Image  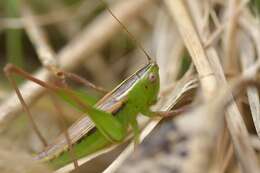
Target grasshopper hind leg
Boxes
[49,95,79,169]
[4,64,80,169]
[4,64,48,147]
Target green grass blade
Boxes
[5,0,24,68]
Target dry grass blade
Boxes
[222,0,241,74]
[21,3,57,69]
[240,11,260,64]
[164,0,217,99]
[239,31,260,137]
[165,0,260,173]
[204,24,224,48]
[250,135,260,150]
[154,9,184,85]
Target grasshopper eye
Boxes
[148,73,156,82]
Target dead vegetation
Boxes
[0,0,260,173]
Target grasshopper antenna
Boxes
[100,0,152,63]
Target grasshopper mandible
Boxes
[4,0,181,170]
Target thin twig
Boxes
[21,3,57,68]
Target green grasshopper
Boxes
[4,0,179,170]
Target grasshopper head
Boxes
[141,62,160,106]
[127,62,160,111]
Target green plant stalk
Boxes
[6,0,24,68]
[256,0,260,12]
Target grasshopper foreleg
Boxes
[142,105,189,118]
[130,119,140,148]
